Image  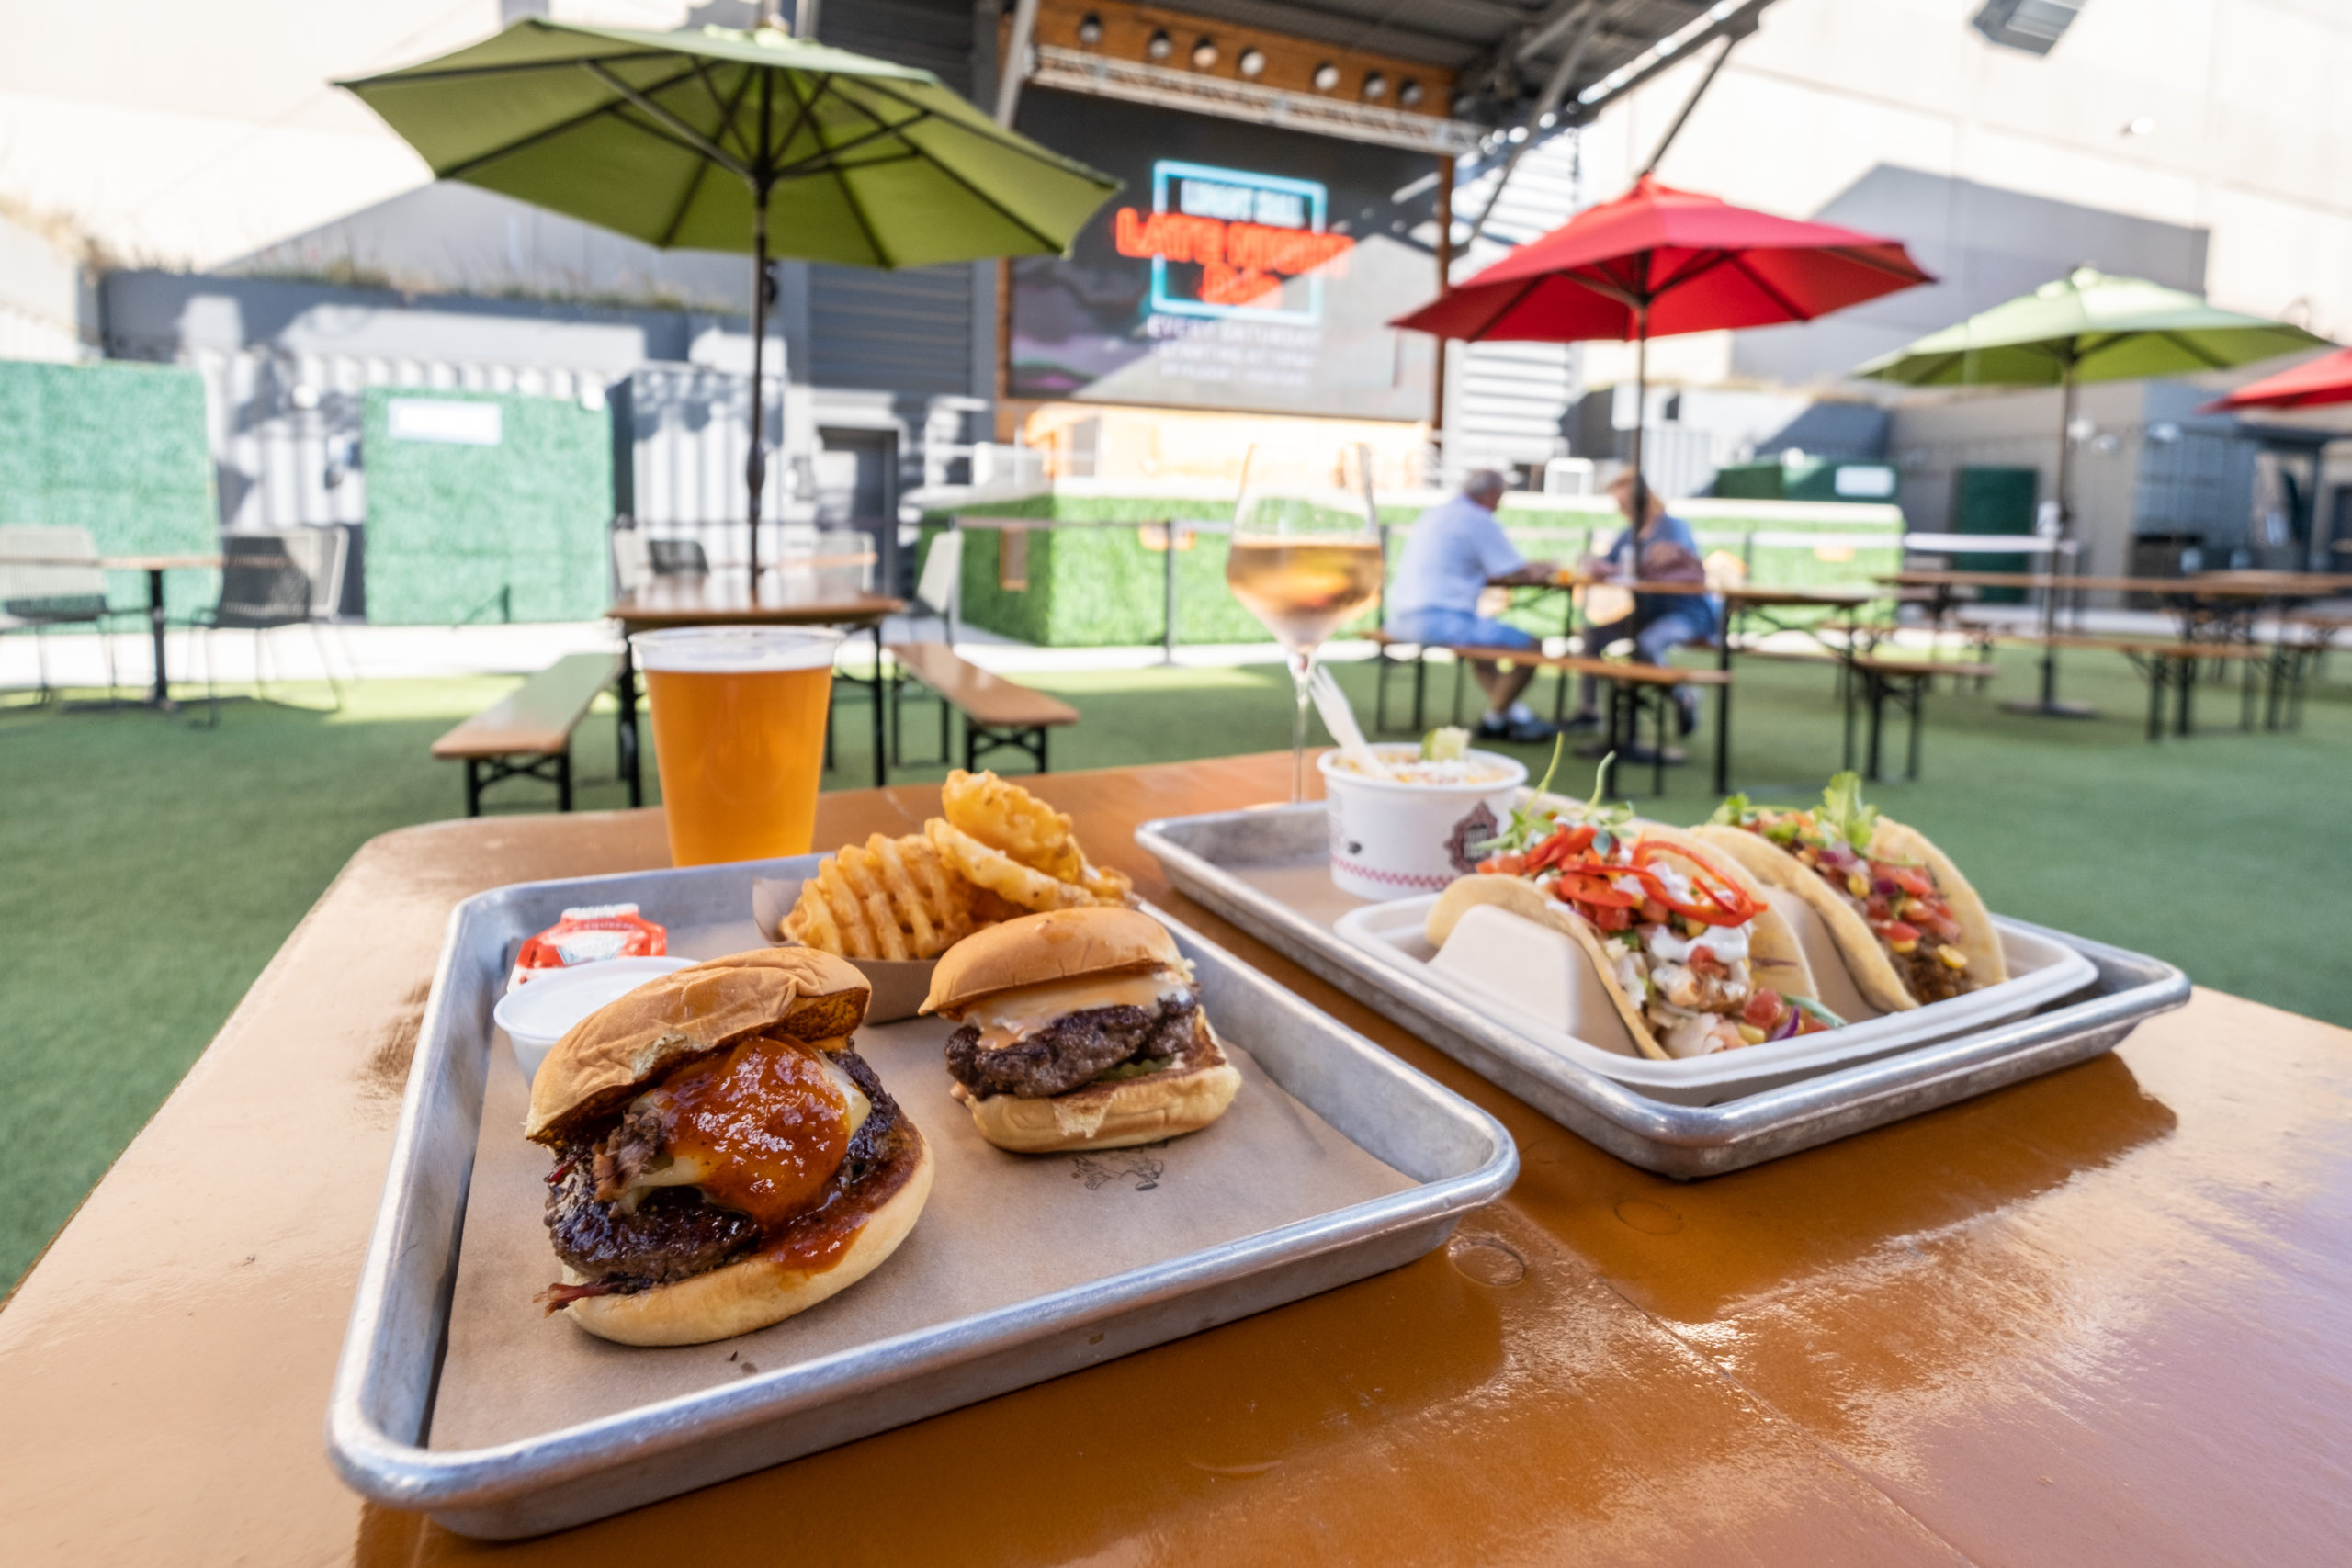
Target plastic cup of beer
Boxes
[631,626,842,866]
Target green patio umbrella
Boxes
[339,20,1116,576]
[1855,266,2325,716]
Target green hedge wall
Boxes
[362,389,610,626]
[924,492,1902,647]
[0,358,216,619]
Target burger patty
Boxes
[544,1044,910,1293]
[944,996,1204,1100]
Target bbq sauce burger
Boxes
[922,908,1241,1154]
[527,948,931,1347]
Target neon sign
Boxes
[1114,161,1351,323]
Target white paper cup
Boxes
[1318,746,1528,902]
[492,956,696,1088]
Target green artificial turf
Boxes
[3,648,2347,1292]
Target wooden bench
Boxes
[1983,632,2271,739]
[1371,633,1732,795]
[432,651,620,815]
[1844,657,1999,782]
[883,640,1079,774]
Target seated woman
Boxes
[1566,472,1721,740]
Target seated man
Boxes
[1565,472,1721,739]
[1385,468,1562,742]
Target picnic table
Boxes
[1883,569,2352,722]
[609,571,905,795]
[1531,573,1922,792]
[0,550,228,708]
[8,752,2347,1566]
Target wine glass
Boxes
[1225,444,1385,801]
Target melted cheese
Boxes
[952,968,1194,1053]
[610,1044,868,1214]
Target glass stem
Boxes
[1290,649,1314,803]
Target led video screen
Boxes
[1010,90,1439,421]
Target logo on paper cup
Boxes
[1447,804,1500,874]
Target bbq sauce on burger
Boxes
[922,908,1242,1154]
[528,948,931,1347]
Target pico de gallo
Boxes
[1708,773,1979,1005]
[1475,754,1839,1058]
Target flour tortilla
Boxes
[1426,824,1821,1062]
[1691,818,2006,1014]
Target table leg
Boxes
[1711,624,1733,795]
[870,622,888,789]
[616,642,642,807]
[147,568,170,707]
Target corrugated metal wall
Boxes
[1445,133,1585,477]
[807,0,981,399]
[191,345,604,534]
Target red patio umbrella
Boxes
[1393,175,1934,515]
[2200,346,2352,412]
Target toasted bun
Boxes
[527,947,870,1145]
[957,1032,1242,1154]
[922,906,1180,1015]
[560,1135,933,1347]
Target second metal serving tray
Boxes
[1136,804,2190,1179]
[327,857,1516,1539]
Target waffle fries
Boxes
[782,771,1128,961]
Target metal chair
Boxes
[189,532,350,716]
[611,528,652,595]
[0,524,122,704]
[648,538,709,576]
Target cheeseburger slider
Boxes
[528,948,931,1347]
[922,907,1241,1154]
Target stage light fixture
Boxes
[1077,12,1102,45]
[1397,78,1423,107]
[1238,47,1266,77]
[1146,28,1172,60]
[1312,62,1340,91]
[1191,37,1218,68]
[1361,71,1387,100]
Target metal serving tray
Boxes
[1136,805,2190,1179]
[327,857,1514,1539]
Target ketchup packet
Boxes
[507,904,668,992]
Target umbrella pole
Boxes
[2007,361,2098,717]
[746,185,772,583]
[1630,305,1649,541]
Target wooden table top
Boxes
[6,754,2350,1566]
[1883,568,2352,597]
[610,571,903,630]
[1544,574,1899,607]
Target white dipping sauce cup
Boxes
[492,956,697,1088]
[1318,746,1528,902]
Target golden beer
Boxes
[632,626,841,866]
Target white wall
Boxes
[0,205,86,360]
[1575,0,2352,389]
[0,2,720,271]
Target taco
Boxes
[1428,761,1840,1061]
[1694,773,2006,1014]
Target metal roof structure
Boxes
[1149,0,1776,125]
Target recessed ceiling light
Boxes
[1312,62,1340,91]
[1077,12,1102,46]
[1398,78,1423,107]
[1191,38,1218,69]
[1146,28,1172,61]
[1238,47,1266,77]
[1362,71,1387,100]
